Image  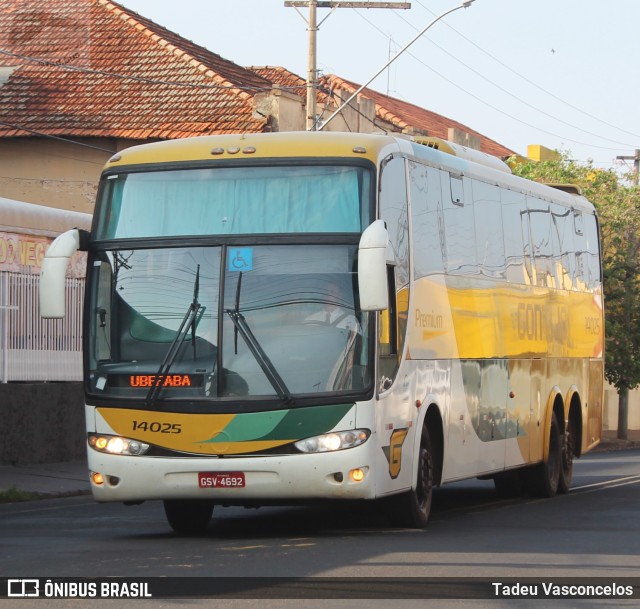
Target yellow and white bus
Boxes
[40,132,603,533]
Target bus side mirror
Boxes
[358,220,389,311]
[39,229,84,318]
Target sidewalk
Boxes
[593,428,640,452]
[0,460,90,500]
[0,430,639,501]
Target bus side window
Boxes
[573,210,602,291]
[502,190,531,285]
[583,213,601,290]
[409,161,444,279]
[379,156,409,287]
[527,197,556,288]
[551,204,575,290]
[442,173,477,275]
[378,156,409,391]
[472,180,505,278]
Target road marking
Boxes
[571,474,640,493]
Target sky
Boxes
[117,0,640,170]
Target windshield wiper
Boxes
[147,265,203,405]
[225,272,294,405]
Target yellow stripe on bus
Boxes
[408,276,603,360]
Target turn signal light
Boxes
[349,467,369,483]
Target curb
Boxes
[592,441,640,453]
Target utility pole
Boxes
[616,149,640,186]
[614,147,640,441]
[284,1,411,130]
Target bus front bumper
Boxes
[87,443,376,503]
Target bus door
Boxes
[374,156,415,495]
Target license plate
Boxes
[198,472,245,488]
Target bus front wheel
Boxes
[163,499,214,535]
[388,425,434,528]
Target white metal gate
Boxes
[0,271,84,382]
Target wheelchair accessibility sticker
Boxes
[228,247,253,272]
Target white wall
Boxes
[603,383,640,431]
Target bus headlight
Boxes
[294,429,370,453]
[89,434,150,456]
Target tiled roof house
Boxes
[0,0,272,140]
[0,0,274,210]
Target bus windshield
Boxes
[87,244,371,405]
[96,164,371,239]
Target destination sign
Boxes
[108,374,204,388]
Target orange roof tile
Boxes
[250,65,332,108]
[0,0,272,140]
[249,66,305,92]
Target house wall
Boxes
[604,384,640,432]
[254,88,305,132]
[319,91,378,134]
[0,137,140,213]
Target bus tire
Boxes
[163,499,214,535]
[389,425,434,528]
[528,411,562,498]
[558,417,574,494]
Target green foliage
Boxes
[510,151,640,391]
[0,486,40,503]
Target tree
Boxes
[510,152,640,439]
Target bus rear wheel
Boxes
[163,499,214,535]
[528,411,561,498]
[558,417,574,494]
[388,426,434,528]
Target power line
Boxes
[350,9,630,152]
[318,80,386,132]
[389,8,636,148]
[321,1,475,131]
[413,0,640,142]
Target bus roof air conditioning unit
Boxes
[413,137,512,174]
